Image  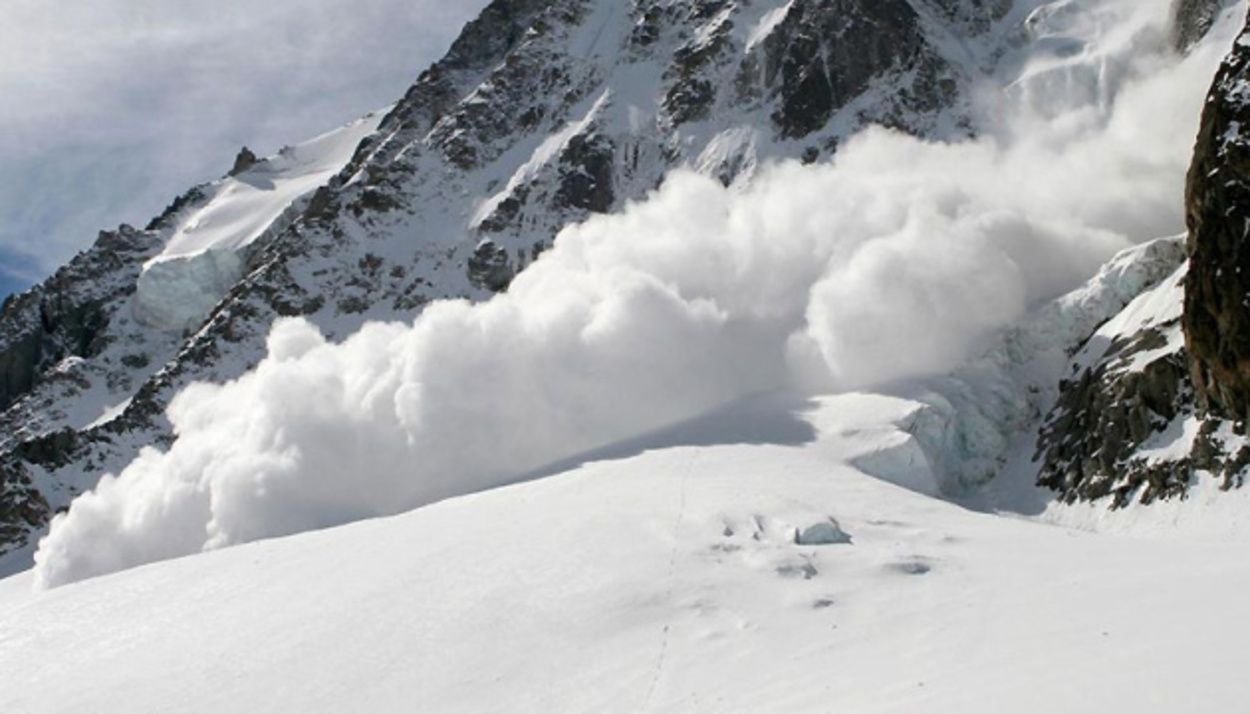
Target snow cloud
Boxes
[32,0,1241,587]
[0,0,489,294]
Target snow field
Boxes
[4,394,1249,713]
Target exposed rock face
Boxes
[755,0,994,138]
[1184,10,1250,422]
[1173,0,1235,53]
[0,0,1012,563]
[467,240,516,292]
[1035,8,1250,508]
[932,0,1013,34]
[0,225,171,557]
[229,147,259,176]
[0,226,161,411]
[555,133,616,214]
[1037,303,1195,507]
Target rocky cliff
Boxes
[1185,10,1250,421]
[1036,4,1250,507]
[0,0,1018,564]
[1175,0,1238,52]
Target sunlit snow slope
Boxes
[2,395,1248,714]
[3,2,1250,710]
[134,112,386,331]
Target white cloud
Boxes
[0,0,489,289]
[30,0,1241,588]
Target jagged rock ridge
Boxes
[1185,10,1250,421]
[0,0,1019,564]
[1174,0,1238,52]
[2,0,1241,563]
[1036,4,1250,507]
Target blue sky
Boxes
[0,0,490,301]
[0,249,39,301]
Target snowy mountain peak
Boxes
[0,0,1246,577]
[134,112,385,332]
[5,3,1250,710]
[0,0,1016,565]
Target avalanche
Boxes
[3,0,1250,710]
[3,395,1250,713]
[29,0,1238,589]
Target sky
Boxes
[0,0,490,299]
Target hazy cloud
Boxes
[0,0,489,294]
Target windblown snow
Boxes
[29,0,1243,589]
[3,1,1250,711]
[4,397,1250,714]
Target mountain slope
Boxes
[0,114,385,566]
[5,3,1250,709]
[2,0,1245,578]
[0,0,1016,563]
[1033,1,1250,508]
[3,395,1249,713]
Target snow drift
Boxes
[32,0,1240,588]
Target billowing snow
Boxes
[745,1,794,52]
[1012,0,1169,115]
[4,396,1250,713]
[30,0,1243,589]
[133,111,385,330]
[0,1,1248,709]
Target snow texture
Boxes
[30,0,1237,589]
[6,396,1250,713]
[134,113,385,331]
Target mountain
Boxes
[0,114,384,561]
[0,0,1243,575]
[5,1,1250,710]
[0,0,1015,565]
[1033,0,1250,507]
[4,392,1249,713]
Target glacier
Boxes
[133,112,386,331]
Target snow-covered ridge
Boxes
[4,2,1250,709]
[0,0,1020,564]
[134,111,386,331]
[1,0,1242,578]
[893,237,1189,495]
[150,114,386,266]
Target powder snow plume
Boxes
[33,0,1240,587]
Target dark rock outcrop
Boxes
[1036,8,1250,507]
[0,465,47,553]
[1184,9,1250,421]
[0,0,1010,564]
[229,147,259,176]
[556,134,615,214]
[0,226,159,410]
[1038,322,1193,507]
[756,0,956,138]
[467,240,516,292]
[0,225,172,554]
[1173,0,1233,53]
